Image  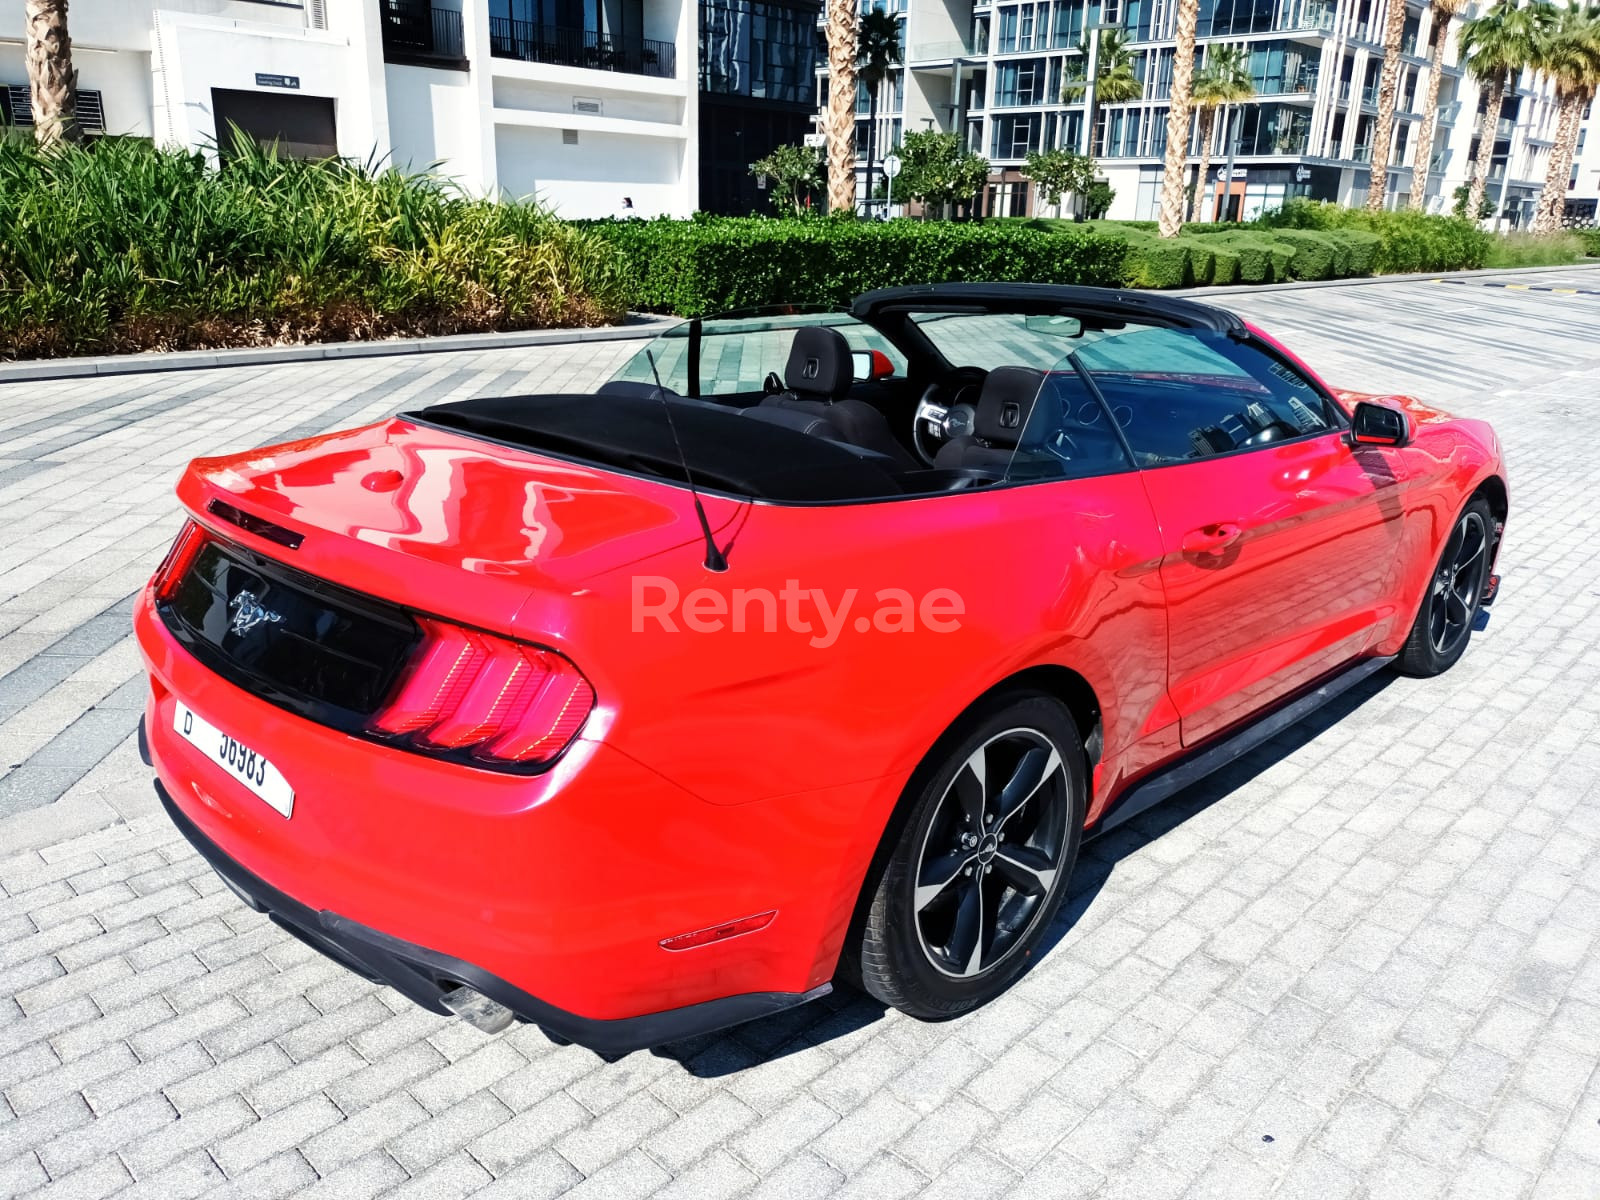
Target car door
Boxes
[1077,326,1410,747]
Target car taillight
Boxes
[370,618,594,767]
[154,521,208,601]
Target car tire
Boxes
[851,693,1086,1020]
[1396,495,1495,678]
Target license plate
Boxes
[173,702,294,818]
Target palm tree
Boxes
[1189,46,1255,222]
[1459,0,1554,223]
[24,0,82,148]
[1158,0,1203,237]
[1408,0,1471,210]
[1366,0,1412,211]
[825,0,860,213]
[1062,29,1144,154]
[1530,3,1600,232]
[858,10,903,214]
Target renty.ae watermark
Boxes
[633,578,964,649]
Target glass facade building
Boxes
[699,0,823,213]
[825,0,1566,221]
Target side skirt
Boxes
[1089,655,1395,838]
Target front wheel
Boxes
[851,694,1086,1020]
[1396,496,1495,678]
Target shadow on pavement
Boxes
[639,667,1396,1076]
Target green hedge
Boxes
[1577,228,1600,256]
[591,216,1128,315]
[1257,199,1489,273]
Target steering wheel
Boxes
[912,367,987,465]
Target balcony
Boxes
[1258,65,1318,96]
[907,39,975,63]
[381,0,467,70]
[1351,143,1373,162]
[489,17,676,78]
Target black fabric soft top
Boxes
[409,392,908,503]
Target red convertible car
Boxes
[136,285,1506,1053]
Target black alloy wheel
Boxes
[1398,495,1496,677]
[912,729,1070,978]
[850,693,1086,1019]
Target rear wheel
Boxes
[1397,496,1494,678]
[852,694,1086,1020]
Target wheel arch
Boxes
[1472,473,1508,535]
[832,661,1103,987]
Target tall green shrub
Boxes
[1259,198,1489,272]
[0,136,628,359]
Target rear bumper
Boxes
[152,767,829,1055]
[135,586,871,1038]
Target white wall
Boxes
[0,0,305,52]
[385,63,479,182]
[2,0,699,216]
[0,26,154,137]
[150,10,383,162]
[494,123,683,216]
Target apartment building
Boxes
[841,0,1597,225]
[0,0,699,217]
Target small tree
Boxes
[1021,147,1098,215]
[750,144,824,216]
[896,129,990,218]
[1450,183,1494,219]
[1084,180,1116,219]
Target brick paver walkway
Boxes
[2,270,1599,1199]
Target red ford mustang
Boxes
[136,285,1506,1053]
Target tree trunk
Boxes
[1157,0,1202,238]
[1407,9,1453,211]
[1466,72,1505,223]
[1366,0,1408,212]
[825,0,859,215]
[24,0,82,149]
[864,82,879,216]
[1191,106,1217,223]
[1531,90,1584,234]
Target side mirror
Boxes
[850,349,895,382]
[1348,401,1411,447]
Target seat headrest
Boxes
[784,326,854,400]
[972,366,1048,446]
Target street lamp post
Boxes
[1218,104,1243,222]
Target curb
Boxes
[0,315,679,385]
[1185,259,1600,297]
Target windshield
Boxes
[611,311,906,398]
[907,311,1122,371]
[1028,326,1340,469]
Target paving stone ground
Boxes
[3,267,1600,1199]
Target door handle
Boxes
[1181,523,1244,554]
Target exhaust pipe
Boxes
[440,985,516,1034]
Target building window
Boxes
[991,114,1040,158]
[995,58,1050,106]
[700,0,817,104]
